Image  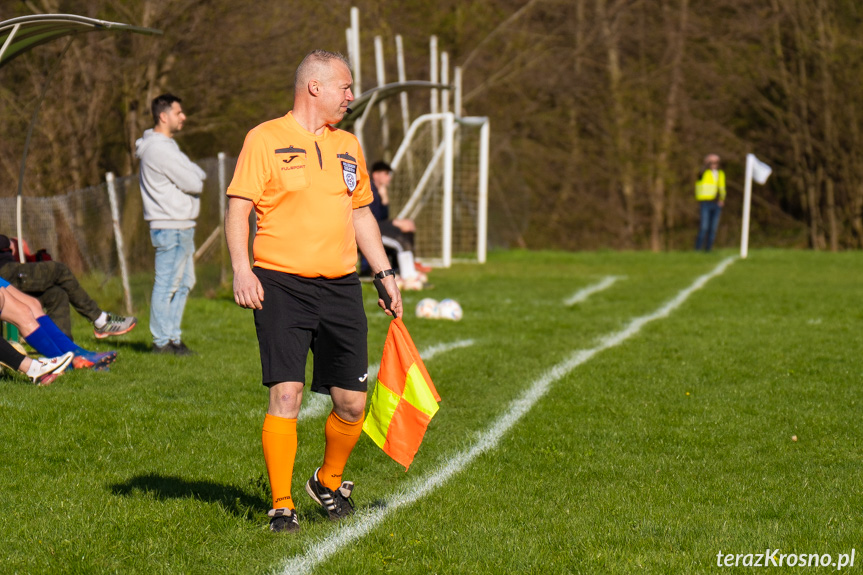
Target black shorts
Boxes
[253,267,369,394]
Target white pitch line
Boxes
[563,275,625,306]
[274,257,736,575]
[298,339,476,422]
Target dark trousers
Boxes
[695,200,722,252]
[359,220,415,275]
[0,261,102,337]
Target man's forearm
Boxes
[160,150,206,194]
[354,207,390,274]
[225,198,253,273]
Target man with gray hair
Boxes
[226,49,401,533]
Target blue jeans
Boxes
[150,228,196,346]
[695,201,722,252]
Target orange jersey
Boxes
[227,112,372,278]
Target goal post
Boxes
[389,112,489,267]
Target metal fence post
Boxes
[218,152,228,286]
[105,172,133,315]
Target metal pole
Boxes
[440,52,449,116]
[374,35,390,160]
[396,35,410,133]
[218,152,228,285]
[106,172,134,314]
[354,91,379,156]
[429,36,439,150]
[477,119,490,263]
[350,7,361,95]
[0,23,21,65]
[454,66,462,118]
[395,35,414,181]
[15,197,23,265]
[345,28,354,73]
[391,113,448,169]
[740,154,754,259]
[442,112,454,268]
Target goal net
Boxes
[0,156,232,284]
[387,113,489,267]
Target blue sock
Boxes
[23,325,64,357]
[36,315,87,355]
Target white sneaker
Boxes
[93,313,137,339]
[30,352,75,385]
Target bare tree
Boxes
[3,0,862,251]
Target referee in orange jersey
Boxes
[225,49,402,533]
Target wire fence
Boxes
[1,130,485,311]
[0,155,237,299]
[388,117,485,264]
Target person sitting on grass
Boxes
[0,235,136,340]
[0,335,73,386]
[0,278,116,371]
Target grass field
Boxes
[2,249,862,574]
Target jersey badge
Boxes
[342,161,358,195]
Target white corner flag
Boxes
[751,154,772,185]
[740,153,772,259]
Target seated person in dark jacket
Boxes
[0,235,136,340]
[362,161,428,280]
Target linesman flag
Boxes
[363,318,440,470]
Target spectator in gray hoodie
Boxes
[136,93,206,355]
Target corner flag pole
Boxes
[740,153,772,259]
[740,154,754,259]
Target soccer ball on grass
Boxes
[415,298,439,319]
[436,298,463,321]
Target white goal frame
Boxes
[389,112,489,267]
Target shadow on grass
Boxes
[109,473,269,520]
[99,340,154,353]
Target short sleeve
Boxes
[226,128,271,204]
[351,143,373,209]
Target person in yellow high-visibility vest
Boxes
[694,153,726,251]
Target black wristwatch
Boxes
[373,268,396,280]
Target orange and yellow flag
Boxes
[363,318,440,470]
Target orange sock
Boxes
[319,411,364,491]
[262,414,297,510]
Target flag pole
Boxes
[740,153,754,259]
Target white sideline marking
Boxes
[563,275,625,306]
[298,339,475,422]
[274,257,735,575]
